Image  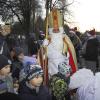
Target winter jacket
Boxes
[18,81,52,100]
[11,61,22,81]
[0,74,14,94]
[84,38,99,61]
[0,35,10,58]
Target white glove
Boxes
[43,39,49,46]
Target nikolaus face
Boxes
[29,75,43,87]
[0,65,11,76]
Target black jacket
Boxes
[0,35,10,58]
[84,38,99,61]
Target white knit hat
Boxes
[69,68,94,90]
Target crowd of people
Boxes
[0,8,100,100]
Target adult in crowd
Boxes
[82,29,99,73]
[0,25,10,58]
[40,9,77,83]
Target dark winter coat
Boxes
[84,38,99,61]
[18,81,52,100]
[0,35,10,58]
[0,74,14,94]
[11,61,22,81]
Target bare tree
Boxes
[0,0,42,35]
[44,0,74,23]
[0,0,74,35]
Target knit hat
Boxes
[69,29,75,34]
[24,63,43,81]
[58,61,71,78]
[14,47,24,56]
[69,68,94,90]
[0,55,12,70]
[89,29,96,36]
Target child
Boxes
[68,68,95,100]
[0,54,14,94]
[12,47,37,82]
[18,63,52,100]
[49,61,72,100]
[13,47,37,67]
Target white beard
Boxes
[47,27,66,76]
[48,27,64,35]
[48,27,64,52]
[50,33,63,52]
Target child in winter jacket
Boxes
[18,62,52,100]
[49,61,71,100]
[0,55,14,94]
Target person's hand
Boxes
[13,80,19,93]
[43,39,49,46]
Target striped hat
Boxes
[24,63,43,81]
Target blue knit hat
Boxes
[24,63,43,81]
[14,47,24,56]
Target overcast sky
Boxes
[1,0,100,33]
[69,0,100,32]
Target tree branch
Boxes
[0,0,23,24]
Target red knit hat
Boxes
[89,29,96,36]
[69,28,75,34]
